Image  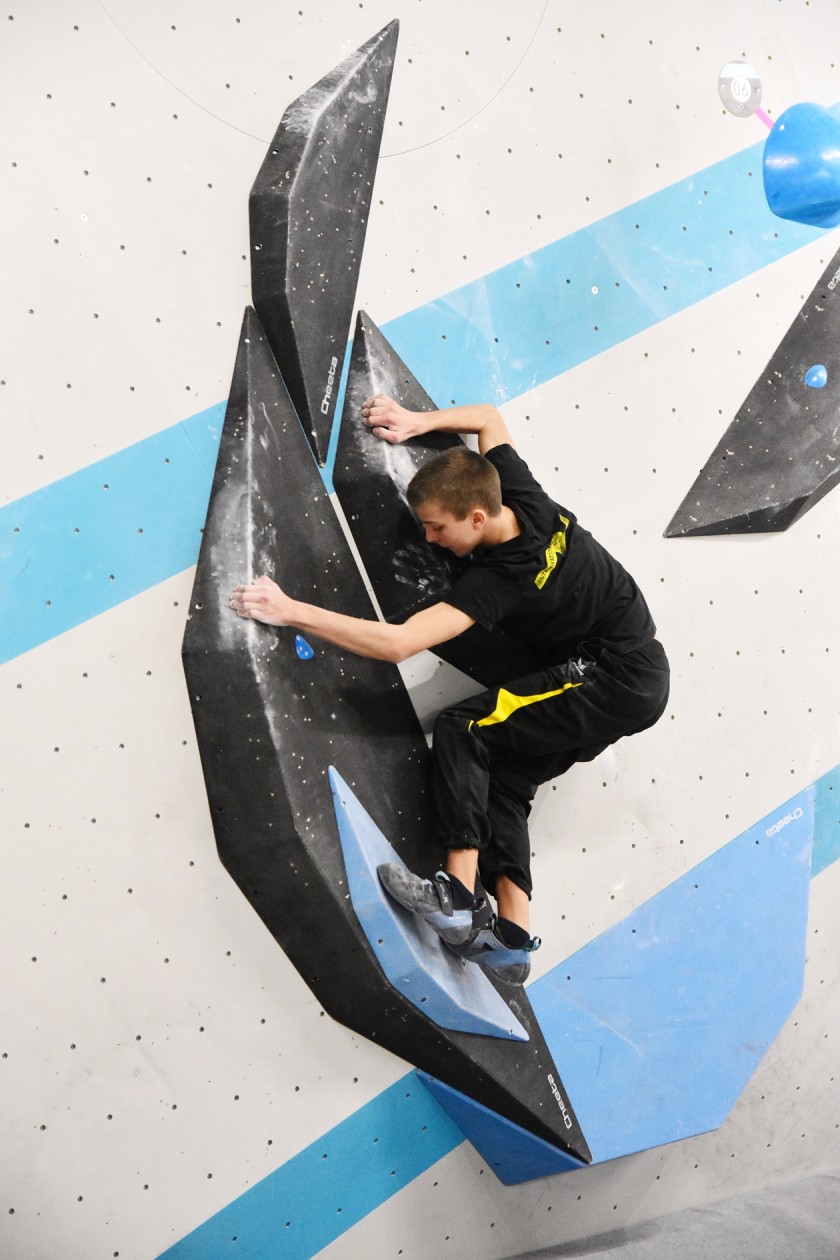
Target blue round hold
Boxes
[804,364,828,389]
[295,634,315,660]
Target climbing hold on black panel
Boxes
[294,634,315,660]
[334,310,543,686]
[249,21,399,465]
[666,246,840,536]
[804,363,827,389]
[182,306,591,1165]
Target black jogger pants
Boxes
[430,638,670,897]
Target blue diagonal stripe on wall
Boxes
[157,1078,463,1260]
[380,137,824,410]
[0,130,830,665]
[1,404,225,665]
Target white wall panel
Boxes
[3,2,840,1258]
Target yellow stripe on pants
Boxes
[470,681,583,730]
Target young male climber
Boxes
[230,395,669,982]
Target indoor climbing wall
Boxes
[3,2,840,1258]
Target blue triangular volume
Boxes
[417,1072,585,1184]
[329,767,528,1041]
[529,785,815,1165]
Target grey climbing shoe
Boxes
[448,918,541,985]
[377,864,479,946]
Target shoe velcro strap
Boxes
[433,872,454,917]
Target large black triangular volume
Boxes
[182,307,591,1166]
[334,310,543,686]
[666,247,840,537]
[249,21,399,466]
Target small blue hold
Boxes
[804,364,828,389]
[295,634,315,661]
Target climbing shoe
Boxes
[377,864,482,946]
[448,916,541,985]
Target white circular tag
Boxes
[718,61,763,117]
